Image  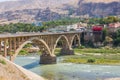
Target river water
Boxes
[14,55,120,80]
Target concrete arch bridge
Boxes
[0,32,81,64]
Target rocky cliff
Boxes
[0,0,119,24]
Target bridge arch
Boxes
[70,34,80,47]
[52,35,70,54]
[12,37,51,60]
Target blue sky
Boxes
[0,0,17,2]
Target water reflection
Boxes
[23,61,39,69]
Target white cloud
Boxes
[0,0,18,2]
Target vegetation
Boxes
[102,28,107,42]
[23,43,32,48]
[88,16,120,25]
[0,23,42,33]
[74,48,120,54]
[113,29,120,46]
[0,18,80,33]
[60,47,120,65]
[19,50,28,55]
[87,58,96,63]
[62,54,120,65]
[0,59,6,65]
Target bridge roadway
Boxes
[0,31,81,64]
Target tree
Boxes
[103,16,119,24]
[102,28,107,42]
[113,29,120,46]
[105,36,113,46]
[80,32,85,45]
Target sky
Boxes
[0,0,17,2]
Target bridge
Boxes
[0,32,81,64]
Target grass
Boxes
[59,47,120,65]
[54,48,61,56]
[74,48,120,54]
[62,55,120,65]
[55,47,120,55]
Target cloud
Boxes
[0,0,18,2]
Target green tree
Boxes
[113,29,120,46]
[102,28,107,42]
[81,32,85,45]
[104,16,119,24]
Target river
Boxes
[14,55,120,80]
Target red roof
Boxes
[92,26,102,31]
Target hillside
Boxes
[0,0,119,12]
[0,0,120,24]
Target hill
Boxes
[0,0,119,24]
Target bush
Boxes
[0,59,6,65]
[24,43,32,48]
[78,46,85,49]
[87,58,96,63]
[104,46,112,50]
[19,49,28,55]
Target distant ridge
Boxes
[0,0,119,24]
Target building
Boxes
[108,22,120,32]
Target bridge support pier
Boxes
[60,48,74,55]
[40,53,56,64]
[9,55,14,62]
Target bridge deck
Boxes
[0,32,81,38]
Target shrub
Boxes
[78,46,85,49]
[19,49,28,55]
[0,59,6,65]
[104,46,112,50]
[87,58,96,63]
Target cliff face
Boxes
[0,0,119,24]
[76,1,120,17]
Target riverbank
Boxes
[62,54,120,65]
[60,48,120,65]
[74,47,120,54]
[0,55,44,80]
[105,78,120,80]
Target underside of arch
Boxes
[12,38,52,61]
[71,34,80,47]
[52,35,70,54]
[52,35,74,55]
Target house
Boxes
[92,25,103,42]
[76,22,87,32]
[108,22,120,32]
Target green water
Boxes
[14,55,120,80]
